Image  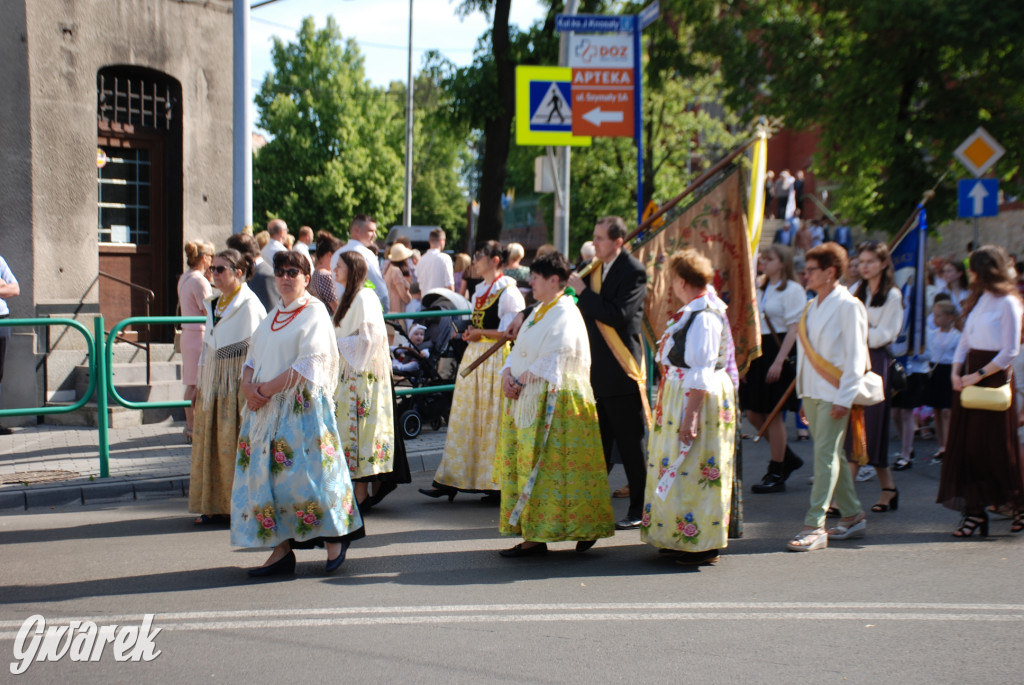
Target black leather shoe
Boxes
[368,481,398,506]
[325,541,351,573]
[615,517,642,530]
[674,549,721,566]
[247,550,296,578]
[418,487,457,502]
[499,542,548,558]
[783,450,804,479]
[575,540,597,553]
[751,472,786,494]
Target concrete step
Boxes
[43,401,184,428]
[74,361,182,392]
[108,342,181,364]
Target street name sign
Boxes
[515,66,592,147]
[957,178,999,218]
[638,0,660,30]
[954,127,1005,177]
[555,14,635,33]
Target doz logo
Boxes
[572,37,632,66]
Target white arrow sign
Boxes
[582,107,624,127]
[969,180,989,216]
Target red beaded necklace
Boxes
[271,298,309,331]
[474,274,503,310]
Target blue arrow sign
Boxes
[958,179,999,218]
[555,14,635,33]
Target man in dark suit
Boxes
[567,216,648,530]
[226,232,280,312]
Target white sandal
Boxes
[828,512,867,540]
[787,528,828,552]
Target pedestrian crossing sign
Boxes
[516,66,591,147]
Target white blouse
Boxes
[472,275,526,332]
[759,279,806,334]
[851,283,903,348]
[658,295,725,392]
[926,326,961,365]
[954,292,1023,370]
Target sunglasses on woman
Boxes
[210,265,236,274]
[275,267,303,279]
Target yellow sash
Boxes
[591,263,652,427]
[798,303,868,465]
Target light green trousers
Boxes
[803,398,862,528]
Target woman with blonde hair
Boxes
[503,242,530,283]
[453,252,472,295]
[383,243,414,314]
[937,245,1024,536]
[641,249,738,565]
[743,245,806,493]
[190,249,266,524]
[178,239,215,443]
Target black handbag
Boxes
[888,358,908,394]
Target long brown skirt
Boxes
[936,349,1024,513]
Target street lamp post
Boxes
[403,0,414,226]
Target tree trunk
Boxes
[475,0,513,244]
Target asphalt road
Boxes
[2,454,1023,684]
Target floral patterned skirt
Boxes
[335,360,395,480]
[230,388,363,548]
[434,340,508,492]
[189,385,243,516]
[497,385,615,542]
[641,370,736,552]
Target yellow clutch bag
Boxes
[960,383,1012,411]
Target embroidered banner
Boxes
[631,167,761,376]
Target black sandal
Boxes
[1012,511,1024,534]
[953,513,989,538]
[871,488,899,513]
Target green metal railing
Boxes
[0,309,473,478]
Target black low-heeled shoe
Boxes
[418,487,457,502]
[368,481,398,507]
[871,488,899,512]
[953,512,989,538]
[499,542,548,558]
[326,541,351,573]
[247,550,296,578]
[575,540,596,553]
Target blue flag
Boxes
[890,205,927,358]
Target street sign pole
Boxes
[553,0,580,257]
[633,18,643,226]
[974,216,979,248]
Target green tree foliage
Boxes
[685,0,1024,229]
[253,17,405,235]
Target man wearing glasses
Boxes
[331,214,390,311]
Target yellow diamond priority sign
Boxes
[954,127,1005,178]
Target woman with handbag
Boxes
[742,245,806,493]
[937,245,1024,536]
[788,243,870,552]
[848,241,904,512]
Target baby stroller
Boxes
[391,288,470,439]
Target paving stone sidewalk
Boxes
[0,420,447,511]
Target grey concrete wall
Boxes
[0,0,234,421]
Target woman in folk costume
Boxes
[230,251,364,577]
[496,252,615,556]
[640,249,739,566]
[420,240,525,501]
[788,242,869,552]
[332,250,399,511]
[190,249,266,525]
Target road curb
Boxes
[0,475,190,511]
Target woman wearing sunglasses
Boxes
[230,251,365,577]
[190,249,266,526]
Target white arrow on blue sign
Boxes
[958,179,999,218]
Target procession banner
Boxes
[631,166,761,376]
[890,205,927,358]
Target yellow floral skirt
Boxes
[497,385,615,542]
[641,371,736,552]
[434,340,508,491]
[335,360,395,480]
[189,385,243,516]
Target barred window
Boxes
[97,67,177,130]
